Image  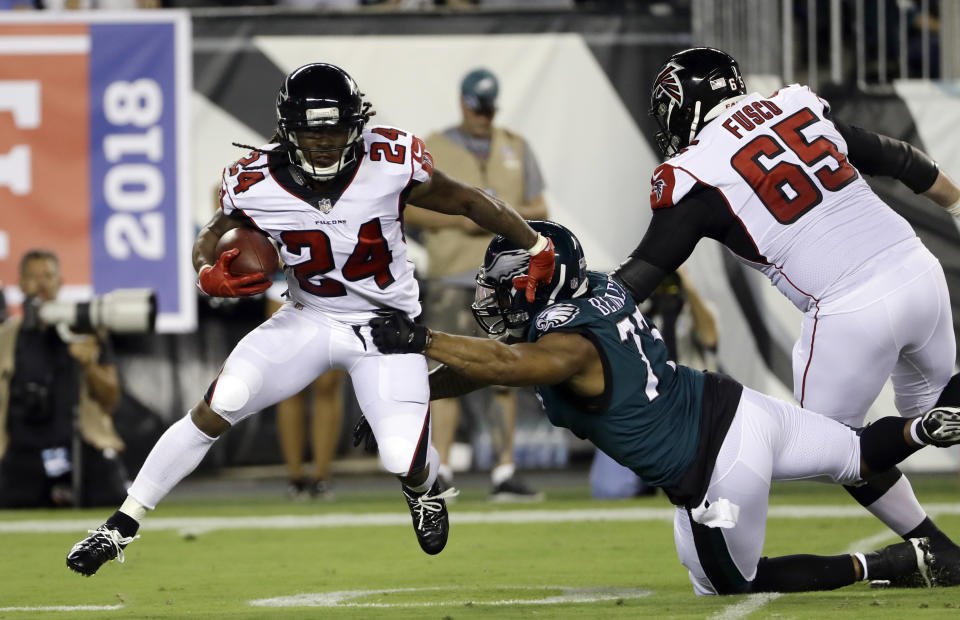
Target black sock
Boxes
[935,373,960,407]
[859,417,920,473]
[105,510,139,539]
[751,554,857,592]
[905,517,956,548]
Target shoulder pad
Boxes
[650,163,697,210]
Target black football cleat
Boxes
[402,481,459,555]
[66,525,138,576]
[867,537,934,588]
[916,407,960,448]
[927,538,960,586]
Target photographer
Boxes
[0,249,127,508]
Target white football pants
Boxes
[793,237,955,426]
[673,388,862,595]
[207,302,433,477]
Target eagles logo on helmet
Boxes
[649,47,746,157]
[472,220,588,337]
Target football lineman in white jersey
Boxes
[612,47,960,585]
[66,63,557,575]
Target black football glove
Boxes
[352,415,378,454]
[369,310,429,354]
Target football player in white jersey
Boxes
[66,63,557,576]
[611,47,960,585]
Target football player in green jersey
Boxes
[367,220,960,595]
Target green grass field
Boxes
[3,474,960,619]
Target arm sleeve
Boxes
[611,195,713,302]
[832,118,939,193]
[613,185,740,302]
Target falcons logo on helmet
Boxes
[653,62,684,106]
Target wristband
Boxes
[526,233,548,255]
[946,198,960,218]
[196,264,214,296]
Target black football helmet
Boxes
[650,47,746,157]
[276,63,369,181]
[472,220,588,337]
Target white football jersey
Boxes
[219,125,433,320]
[651,84,916,311]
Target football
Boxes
[214,228,280,277]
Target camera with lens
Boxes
[21,289,157,334]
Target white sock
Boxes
[491,463,515,486]
[909,418,926,446]
[119,496,147,522]
[127,414,218,509]
[404,446,440,494]
[862,475,928,536]
[853,552,868,580]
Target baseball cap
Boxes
[461,68,499,114]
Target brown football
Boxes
[215,228,280,277]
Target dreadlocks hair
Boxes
[230,133,289,171]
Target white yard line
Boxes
[3,503,958,534]
[708,593,782,620]
[0,605,122,612]
[249,586,651,608]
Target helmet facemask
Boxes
[471,271,530,337]
[279,117,363,182]
[275,63,371,183]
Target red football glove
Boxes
[520,235,556,302]
[197,248,271,297]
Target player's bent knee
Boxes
[378,436,417,475]
[191,400,231,437]
[208,373,252,417]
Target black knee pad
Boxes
[845,467,902,506]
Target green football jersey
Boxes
[530,272,705,488]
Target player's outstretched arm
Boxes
[832,118,960,215]
[922,169,960,215]
[407,169,537,247]
[368,311,596,388]
[428,364,489,400]
[407,169,556,301]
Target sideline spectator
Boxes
[266,289,343,500]
[0,250,127,508]
[405,67,548,501]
